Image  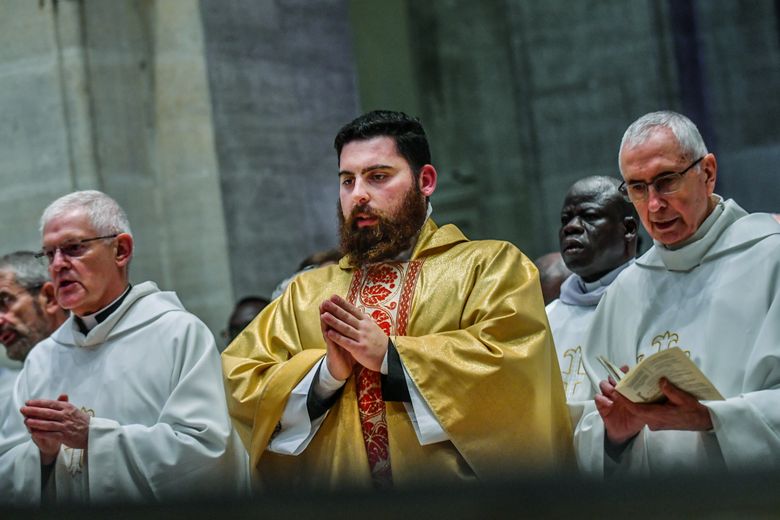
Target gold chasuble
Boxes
[222,220,573,490]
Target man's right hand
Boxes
[24,394,70,466]
[320,301,354,380]
[595,377,645,445]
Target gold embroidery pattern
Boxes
[637,331,691,363]
[561,346,587,400]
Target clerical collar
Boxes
[559,259,634,307]
[650,195,750,272]
[581,260,630,292]
[659,194,724,251]
[75,284,132,334]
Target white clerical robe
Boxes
[546,260,633,426]
[0,282,249,505]
[574,198,780,477]
[0,366,18,418]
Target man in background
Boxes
[0,252,68,409]
[546,176,637,417]
[222,295,270,348]
[534,251,572,305]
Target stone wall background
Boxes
[1,0,777,343]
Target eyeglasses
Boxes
[34,234,119,264]
[619,156,705,203]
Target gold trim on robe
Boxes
[222,219,574,489]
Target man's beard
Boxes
[338,184,428,268]
[1,300,48,362]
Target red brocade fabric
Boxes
[355,367,392,487]
[347,260,423,488]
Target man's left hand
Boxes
[320,295,387,372]
[21,394,90,451]
[631,378,714,432]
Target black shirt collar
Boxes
[74,284,132,334]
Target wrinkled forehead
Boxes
[42,209,97,243]
[620,128,686,168]
[564,180,619,208]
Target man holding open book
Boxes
[574,111,780,477]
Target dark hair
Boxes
[334,110,431,174]
[298,248,342,271]
[235,296,271,308]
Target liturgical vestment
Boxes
[223,219,573,489]
[546,260,632,426]
[574,198,780,476]
[0,282,249,505]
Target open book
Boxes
[598,347,724,403]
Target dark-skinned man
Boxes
[546,177,637,426]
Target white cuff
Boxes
[314,357,347,401]
[267,358,332,455]
[401,363,448,445]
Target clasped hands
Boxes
[596,369,714,446]
[20,394,90,465]
[320,295,388,380]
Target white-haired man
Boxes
[0,252,68,410]
[574,111,780,477]
[0,190,248,505]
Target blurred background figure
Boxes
[272,248,342,299]
[534,252,572,305]
[297,248,342,271]
[0,251,68,409]
[222,295,271,348]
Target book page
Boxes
[615,347,724,403]
[598,356,625,383]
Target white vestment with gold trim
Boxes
[574,198,780,477]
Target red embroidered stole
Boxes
[346,260,424,488]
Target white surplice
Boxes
[0,282,249,505]
[0,366,18,419]
[546,260,633,427]
[574,198,780,477]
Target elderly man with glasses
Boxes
[572,111,780,478]
[0,190,248,505]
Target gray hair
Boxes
[619,111,708,165]
[0,251,50,292]
[39,190,133,237]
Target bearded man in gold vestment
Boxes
[222,110,573,491]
